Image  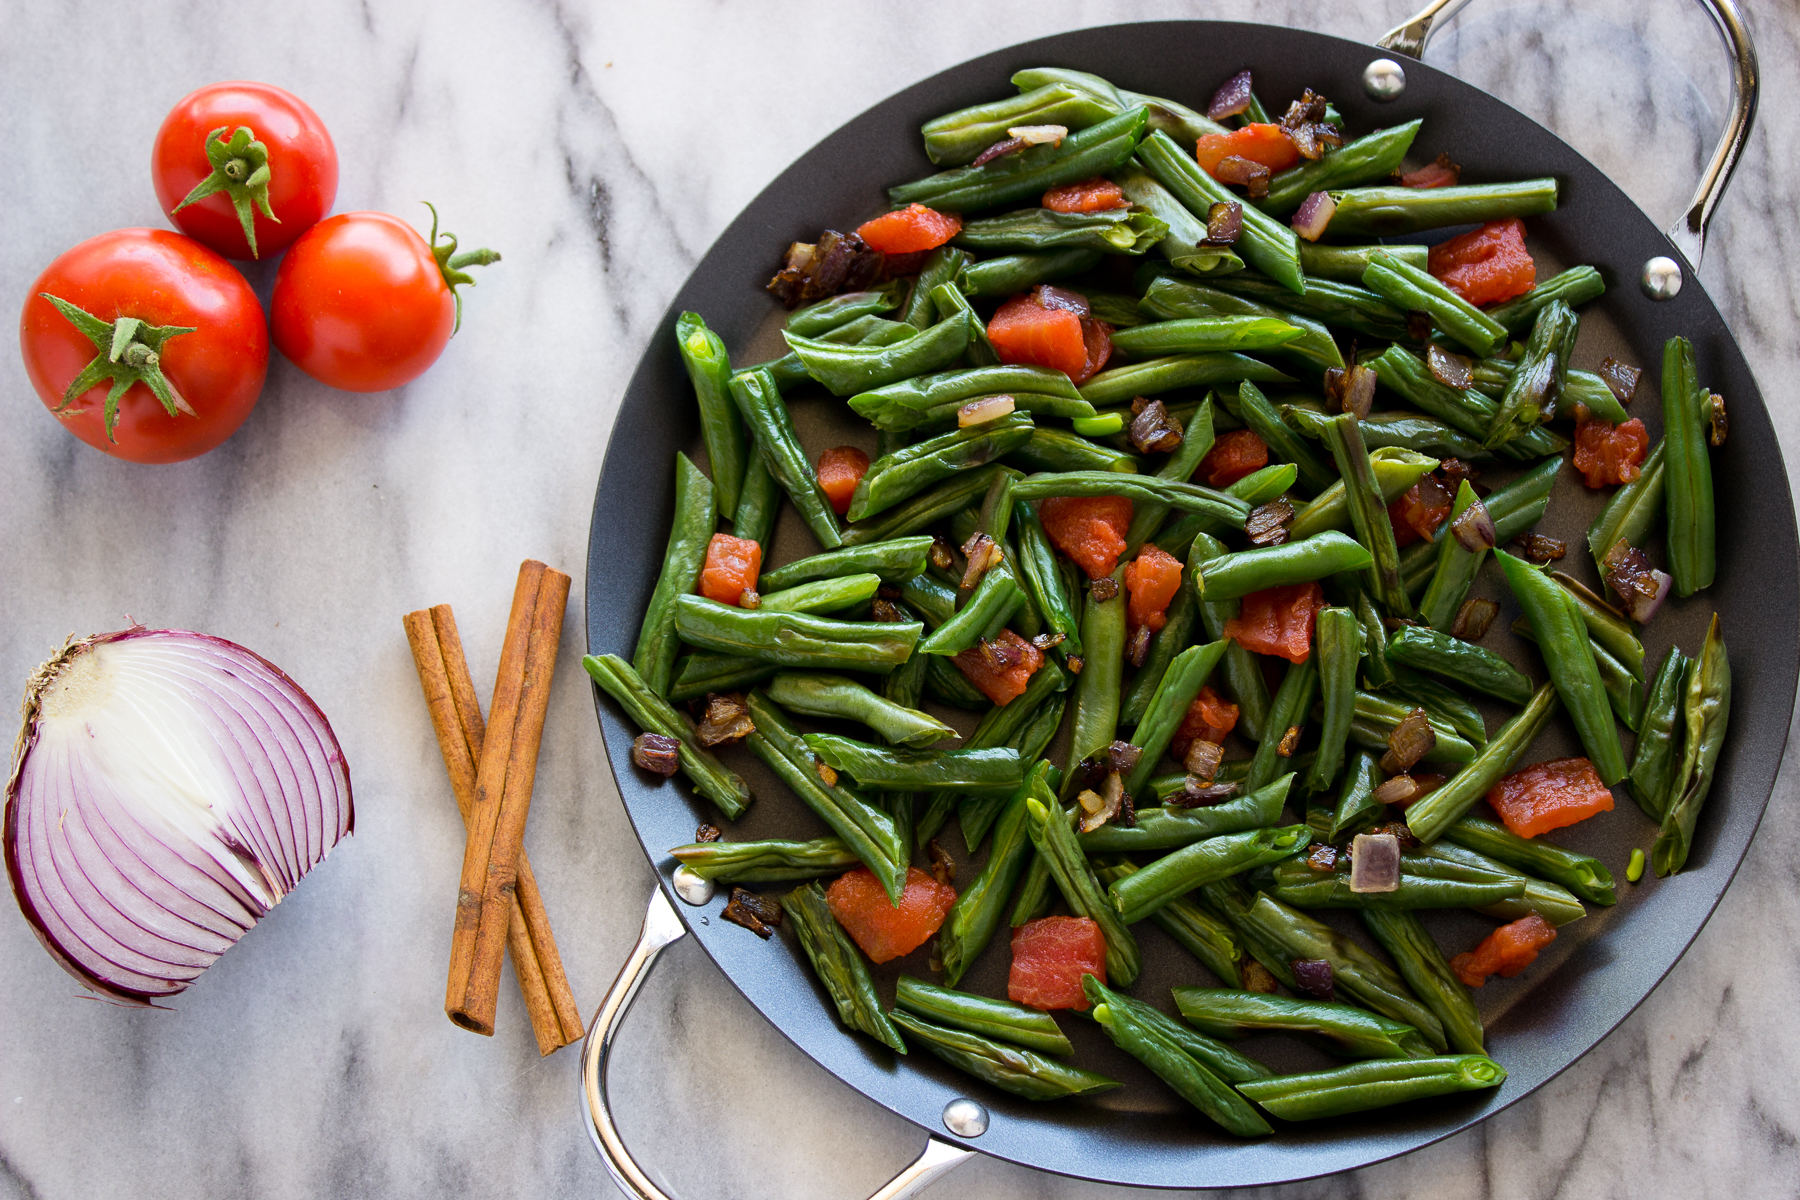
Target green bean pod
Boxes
[898,245,970,327]
[1587,438,1666,577]
[1009,67,1227,145]
[1329,751,1384,839]
[1405,682,1560,843]
[1365,346,1568,463]
[1211,271,1410,341]
[1123,640,1229,796]
[1662,336,1717,595]
[759,538,934,592]
[1484,299,1578,448]
[1087,980,1274,1136]
[1289,447,1438,541]
[1172,987,1433,1060]
[1078,352,1294,407]
[805,733,1025,798]
[1358,910,1484,1055]
[1014,500,1086,658]
[890,105,1150,213]
[674,596,921,675]
[1249,660,1321,792]
[1296,241,1428,282]
[1139,276,1343,374]
[1347,691,1476,762]
[1285,404,1491,461]
[923,658,991,715]
[667,652,779,702]
[781,881,906,1052]
[1218,381,1337,492]
[732,451,781,547]
[1024,797,1141,985]
[1260,120,1422,213]
[1655,615,1731,876]
[1009,847,1055,927]
[1191,532,1272,741]
[1548,572,1645,677]
[1386,626,1533,707]
[781,311,971,398]
[1386,665,1488,748]
[848,413,1032,521]
[1416,483,1494,633]
[1196,532,1374,602]
[1112,161,1246,278]
[916,570,1024,656]
[926,281,1000,367]
[630,453,715,697]
[1486,265,1605,333]
[1305,606,1361,789]
[1008,426,1141,474]
[765,672,957,749]
[674,313,748,520]
[948,665,1069,850]
[1326,178,1557,235]
[890,1008,1122,1100]
[1119,584,1199,726]
[841,464,1018,547]
[1061,567,1129,794]
[1011,472,1250,529]
[1401,456,1562,594]
[1322,413,1411,615]
[1098,861,1245,987]
[758,573,882,615]
[1561,367,1630,425]
[784,283,904,337]
[962,247,1107,297]
[1124,397,1217,557]
[1631,645,1692,820]
[921,82,1117,166]
[1138,129,1304,291]
[895,973,1072,1055]
[1079,775,1292,853]
[728,367,843,548]
[584,654,753,818]
[1259,857,1523,910]
[955,205,1168,255]
[958,691,1067,851]
[1497,550,1627,781]
[1110,826,1313,925]
[938,766,1050,986]
[1070,287,1146,328]
[1110,316,1305,357]
[1090,975,1272,1084]
[1441,814,1615,905]
[1236,1054,1506,1120]
[1361,251,1507,357]
[668,836,859,884]
[1155,462,1299,562]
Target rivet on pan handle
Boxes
[1378,0,1758,291]
[580,888,978,1199]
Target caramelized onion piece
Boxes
[1437,457,1481,493]
[766,228,884,308]
[1207,69,1254,120]
[1034,284,1091,317]
[1291,958,1336,1000]
[1276,724,1303,757]
[1204,199,1246,242]
[1325,362,1377,418]
[928,839,956,887]
[1091,576,1120,602]
[1246,497,1295,546]
[722,888,783,939]
[959,394,1016,427]
[1077,772,1126,834]
[1172,778,1240,808]
[1708,392,1728,446]
[1184,738,1224,782]
[697,692,755,747]
[1215,158,1269,200]
[1513,532,1567,563]
[1450,498,1497,552]
[1602,539,1673,623]
[979,635,1023,672]
[1427,343,1475,390]
[1008,124,1067,146]
[870,598,905,623]
[1373,774,1423,807]
[972,136,1027,167]
[1381,707,1436,773]
[633,732,682,776]
[1349,832,1401,893]
[696,823,723,843]
[1243,960,1280,994]
[739,587,761,609]
[1451,597,1500,641]
[1307,843,1339,872]
[960,532,1003,594]
[1291,191,1337,242]
[814,757,839,787]
[1599,357,1642,405]
[1031,631,1067,652]
[1107,740,1143,774]
[1127,624,1154,668]
[1129,396,1184,454]
[928,535,956,571]
[1278,89,1343,160]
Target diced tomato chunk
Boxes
[1450,913,1557,986]
[854,204,962,255]
[826,866,957,964]
[1125,544,1183,635]
[1171,685,1239,759]
[1008,916,1107,1010]
[1042,177,1128,213]
[989,292,1111,384]
[1399,156,1461,189]
[1038,494,1133,580]
[817,445,871,515]
[699,533,762,605]
[1388,477,1455,547]
[1428,217,1536,307]
[952,629,1044,706]
[1572,410,1650,489]
[1486,757,1615,839]
[1195,429,1269,489]
[1224,581,1324,663]
[1194,124,1301,177]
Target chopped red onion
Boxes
[928,838,956,887]
[1091,576,1120,602]
[958,394,1016,427]
[1513,532,1567,562]
[1708,393,1728,446]
[1129,397,1184,454]
[1031,631,1066,651]
[1349,832,1402,893]
[721,888,782,939]
[1127,624,1153,668]
[1325,363,1377,418]
[1276,724,1302,757]
[1599,357,1642,405]
[1451,598,1500,641]
[1381,708,1436,773]
[1246,497,1294,546]
[1427,343,1475,390]
[1106,740,1143,774]
[1399,153,1462,188]
[1291,958,1336,1000]
[1033,284,1090,317]
[1207,70,1254,121]
[697,692,755,747]
[1602,539,1673,622]
[1077,773,1126,834]
[1203,200,1245,243]
[1007,124,1068,146]
[1450,498,1497,552]
[928,536,956,571]
[1213,158,1269,200]
[634,732,681,775]
[695,823,723,843]
[1291,191,1337,241]
[1172,779,1239,808]
[959,533,1003,594]
[1373,775,1422,807]
[972,137,1026,167]
[1183,739,1224,781]
[1306,843,1339,872]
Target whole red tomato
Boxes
[20,229,269,464]
[271,207,498,393]
[152,81,337,260]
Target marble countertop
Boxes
[3,2,1798,1197]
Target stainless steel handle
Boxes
[579,888,977,1200]
[1377,0,1760,276]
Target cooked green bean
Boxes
[1386,626,1533,707]
[1012,472,1250,531]
[1362,251,1506,357]
[1236,1055,1506,1120]
[1088,980,1274,1136]
[962,247,1107,297]
[1329,751,1384,839]
[1655,615,1731,876]
[1432,842,1588,928]
[758,573,882,614]
[1010,67,1226,145]
[1079,775,1292,853]
[1249,659,1320,791]
[1078,352,1294,406]
[1260,855,1524,911]
[890,1009,1120,1099]
[1125,396,1219,559]
[733,449,781,546]
[1306,606,1360,790]
[667,651,779,702]
[674,313,749,521]
[1110,316,1306,357]
[848,413,1032,521]
[728,367,843,548]
[898,245,970,327]
[1401,456,1562,595]
[1587,437,1665,577]
[1405,683,1559,843]
[585,653,753,818]
[675,595,921,674]
[668,836,859,883]
[1289,446,1438,541]
[1212,271,1411,342]
[1024,797,1141,985]
[897,972,1073,1055]
[1441,814,1615,905]
[938,765,1050,985]
[1173,987,1433,1060]
[759,538,934,591]
[785,283,904,336]
[944,665,1068,849]
[765,672,957,748]
[1010,847,1056,927]
[1347,691,1476,762]
[1156,463,1298,562]
[1008,425,1141,474]
[1385,668,1486,748]
[1486,265,1605,333]
[921,82,1117,166]
[1013,499,1086,659]
[1561,366,1630,426]
[1097,861,1245,987]
[1110,825,1312,925]
[805,733,1025,798]
[1662,336,1717,595]
[1123,640,1229,796]
[1061,566,1128,797]
[1365,346,1567,463]
[890,105,1150,213]
[1191,532,1272,741]
[1322,413,1410,615]
[1113,162,1246,278]
[781,882,906,1052]
[1296,241,1428,282]
[955,205,1167,255]
[1485,299,1577,448]
[1139,276,1343,374]
[1358,910,1484,1055]
[1138,129,1304,292]
[630,452,715,697]
[916,569,1024,656]
[1215,381,1336,493]
[1196,532,1374,601]
[840,463,1016,547]
[1547,572,1645,677]
[1326,178,1557,236]
[782,311,971,398]
[1261,120,1422,213]
[1631,646,1691,820]
[923,281,997,367]
[1416,483,1493,632]
[1119,584,1199,726]
[1285,403,1491,461]
[1091,975,1273,1084]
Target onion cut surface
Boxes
[5,628,352,1003]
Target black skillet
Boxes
[579,2,1787,1193]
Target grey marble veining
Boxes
[1,1,1797,1197]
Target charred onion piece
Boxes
[1184,738,1224,781]
[1437,458,1481,493]
[1291,190,1336,241]
[959,394,1016,427]
[1127,624,1153,668]
[972,136,1027,167]
[1008,123,1068,146]
[1091,576,1120,602]
[1031,631,1067,651]
[1172,778,1240,808]
[1324,362,1377,418]
[1245,497,1295,546]
[1349,832,1402,893]
[960,532,1003,594]
[1243,960,1280,994]
[1207,69,1254,120]
[696,823,723,843]
[928,535,956,571]
[1373,774,1423,807]
[1602,539,1674,623]
[979,635,1023,672]
[1599,357,1642,405]
[1451,597,1500,641]
[1276,724,1303,757]
[1204,199,1246,241]
[632,732,682,776]
[1307,843,1340,872]
[1513,532,1567,563]
[871,597,905,623]
[1077,772,1127,834]
[1291,958,1336,1000]
[814,756,839,787]
[1106,740,1143,774]
[928,839,956,887]
[1707,392,1728,446]
[1381,707,1436,773]
[766,229,884,308]
[1426,343,1475,390]
[1278,89,1343,160]
[1129,396,1185,454]
[1367,820,1421,851]
[1450,497,1497,552]
[697,692,755,747]
[738,588,760,609]
[721,888,783,938]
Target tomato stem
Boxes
[422,201,501,334]
[171,126,279,258]
[38,294,197,440]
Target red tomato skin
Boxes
[20,229,268,464]
[1009,916,1107,1010]
[152,82,338,261]
[271,212,455,392]
[827,867,957,964]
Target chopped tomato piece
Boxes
[1223,581,1324,663]
[1450,913,1557,986]
[1486,757,1615,839]
[1572,410,1650,489]
[1008,916,1107,1010]
[854,204,962,255]
[1195,429,1269,489]
[1399,155,1461,188]
[1042,177,1128,213]
[1171,686,1239,759]
[1387,477,1454,547]
[816,445,871,515]
[1428,217,1536,307]
[827,866,957,963]
[988,292,1113,384]
[1194,123,1301,177]
[699,533,762,605]
[1125,543,1183,636]
[1038,494,1133,580]
[952,629,1044,706]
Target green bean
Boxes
[1498,550,1628,781]
[1189,879,1301,989]
[1249,660,1320,792]
[1655,615,1731,876]
[1405,682,1559,843]
[728,367,843,549]
[1401,456,1562,595]
[1196,533,1374,602]
[1260,855,1524,911]
[916,571,1024,656]
[927,280,1000,367]
[955,206,1167,255]
[1079,774,1291,853]
[667,652,778,702]
[896,973,1072,1055]
[1191,532,1272,742]
[1631,646,1692,821]
[674,595,921,675]
[840,463,1016,547]
[1172,987,1433,1060]
[784,283,904,336]
[1112,161,1246,278]
[1329,751,1384,839]
[758,573,882,614]
[1010,67,1226,145]
[1096,861,1244,987]
[1484,299,1577,447]
[673,313,749,521]
[668,836,859,884]
[1321,413,1410,615]
[1090,975,1273,1086]
[1289,446,1438,541]
[1212,381,1334,492]
[1365,346,1568,462]
[765,672,956,749]
[1078,352,1293,407]
[890,105,1150,213]
[898,245,970,327]
[781,311,971,399]
[759,538,934,592]
[895,574,955,629]
[1357,910,1484,1055]
[1326,178,1557,236]
[1110,316,1306,358]
[1348,691,1476,762]
[1139,276,1343,374]
[1416,483,1494,633]
[1285,403,1491,461]
[806,314,918,349]
[1008,426,1141,475]
[1386,665,1488,748]
[1587,438,1665,577]
[781,881,906,1052]
[1441,814,1615,906]
[1662,336,1718,595]
[1110,826,1311,925]
[921,83,1118,165]
[1123,398,1217,558]
[848,413,1032,521]
[1560,367,1630,426]
[629,452,715,697]
[1486,265,1605,333]
[1122,641,1229,796]
[1547,572,1645,677]
[962,247,1106,297]
[584,653,753,818]
[1386,625,1533,707]
[1011,501,1084,661]
[1013,471,1250,529]
[888,1009,1116,1099]
[1303,606,1360,790]
[1362,251,1506,357]
[732,449,780,546]
[851,363,1088,429]
[1070,288,1146,328]
[1119,585,1199,727]
[938,663,1066,847]
[1237,1054,1506,1120]
[1445,859,1588,928]
[1087,982,1274,1136]
[1138,129,1303,291]
[1296,241,1428,282]
[1261,120,1423,214]
[1010,847,1055,927]
[1024,797,1140,985]
[939,766,1050,984]
[804,733,1025,799]
[1060,567,1128,797]
[958,689,1068,852]
[1214,271,1410,342]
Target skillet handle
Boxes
[580,887,977,1200]
[1377,0,1759,274]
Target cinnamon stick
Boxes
[404,604,583,1054]
[441,560,573,1038]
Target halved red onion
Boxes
[1291,192,1337,241]
[958,394,1016,427]
[1450,498,1497,552]
[1207,70,1254,121]
[1349,832,1401,893]
[5,628,352,1003]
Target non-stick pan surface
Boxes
[584,19,1796,1189]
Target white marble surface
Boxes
[2,1,1798,1197]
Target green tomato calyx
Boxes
[40,295,197,441]
[423,201,501,335]
[172,126,279,258]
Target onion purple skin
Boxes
[1291,191,1336,241]
[4,627,353,1005]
